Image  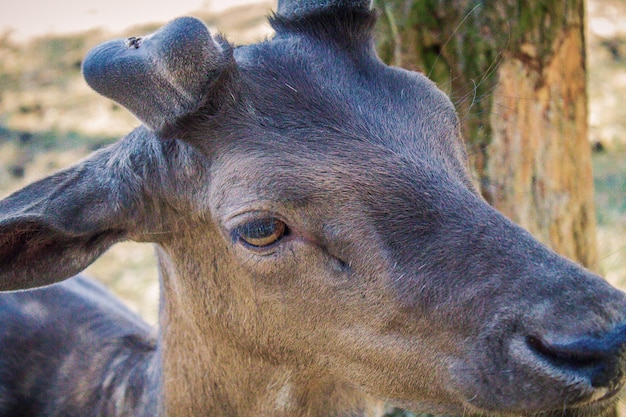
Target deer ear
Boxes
[82,17,233,134]
[0,148,139,291]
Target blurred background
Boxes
[0,3,624,414]
[585,0,626,297]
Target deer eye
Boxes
[234,218,287,248]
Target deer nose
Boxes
[527,325,626,393]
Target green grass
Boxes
[593,149,626,289]
[594,149,626,225]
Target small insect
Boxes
[125,36,143,49]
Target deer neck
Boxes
[154,243,385,417]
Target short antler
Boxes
[276,0,372,19]
[82,17,232,134]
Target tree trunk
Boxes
[375,0,598,270]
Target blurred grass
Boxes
[85,242,159,324]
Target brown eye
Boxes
[235,218,287,248]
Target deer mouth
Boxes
[446,327,626,416]
[526,395,621,417]
[521,333,626,411]
[508,333,625,410]
[526,334,626,395]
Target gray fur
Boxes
[277,0,372,18]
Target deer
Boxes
[1,0,625,416]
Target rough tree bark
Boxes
[375,0,598,270]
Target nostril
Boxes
[527,331,626,390]
[527,336,605,367]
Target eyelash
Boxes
[231,217,288,250]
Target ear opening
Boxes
[0,148,141,291]
[0,220,126,291]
